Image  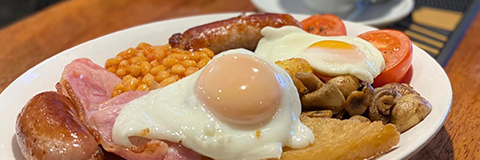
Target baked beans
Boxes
[105,42,214,97]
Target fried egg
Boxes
[255,26,385,83]
[112,49,314,160]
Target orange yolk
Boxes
[195,54,281,126]
[306,40,364,63]
[308,40,356,50]
[308,40,356,49]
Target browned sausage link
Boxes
[169,13,301,54]
[16,91,104,160]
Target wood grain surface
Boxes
[0,0,478,159]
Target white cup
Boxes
[303,0,371,19]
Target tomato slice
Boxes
[301,14,347,36]
[358,30,413,87]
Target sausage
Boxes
[16,91,104,160]
[169,13,301,54]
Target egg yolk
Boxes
[195,54,281,126]
[306,40,365,63]
[308,40,356,49]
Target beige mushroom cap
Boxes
[390,94,432,132]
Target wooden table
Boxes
[0,0,478,159]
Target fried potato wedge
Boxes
[275,58,313,95]
[275,58,313,76]
[279,116,400,160]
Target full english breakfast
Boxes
[16,13,431,160]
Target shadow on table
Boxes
[409,126,454,160]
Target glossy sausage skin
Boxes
[169,13,301,54]
[16,91,104,160]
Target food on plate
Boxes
[274,58,313,95]
[381,83,431,132]
[358,30,413,87]
[367,84,432,132]
[15,13,433,160]
[275,57,430,133]
[295,71,323,93]
[16,92,104,160]
[368,87,401,124]
[391,94,432,132]
[382,82,419,96]
[255,26,385,84]
[279,116,400,160]
[104,43,215,97]
[327,75,360,98]
[274,58,313,75]
[300,14,347,36]
[112,49,314,160]
[301,82,345,112]
[56,58,122,122]
[344,82,374,116]
[57,58,200,159]
[169,13,301,54]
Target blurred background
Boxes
[0,0,61,28]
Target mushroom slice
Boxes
[292,76,309,96]
[328,75,360,98]
[344,91,368,116]
[301,82,345,112]
[296,72,324,92]
[372,88,401,116]
[368,105,389,124]
[382,83,419,96]
[302,110,333,118]
[349,115,371,123]
[368,88,401,124]
[344,82,374,116]
[391,94,432,132]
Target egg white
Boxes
[112,49,314,160]
[254,26,385,83]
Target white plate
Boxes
[0,13,451,159]
[251,0,415,27]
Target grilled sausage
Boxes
[169,13,301,54]
[16,91,104,160]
